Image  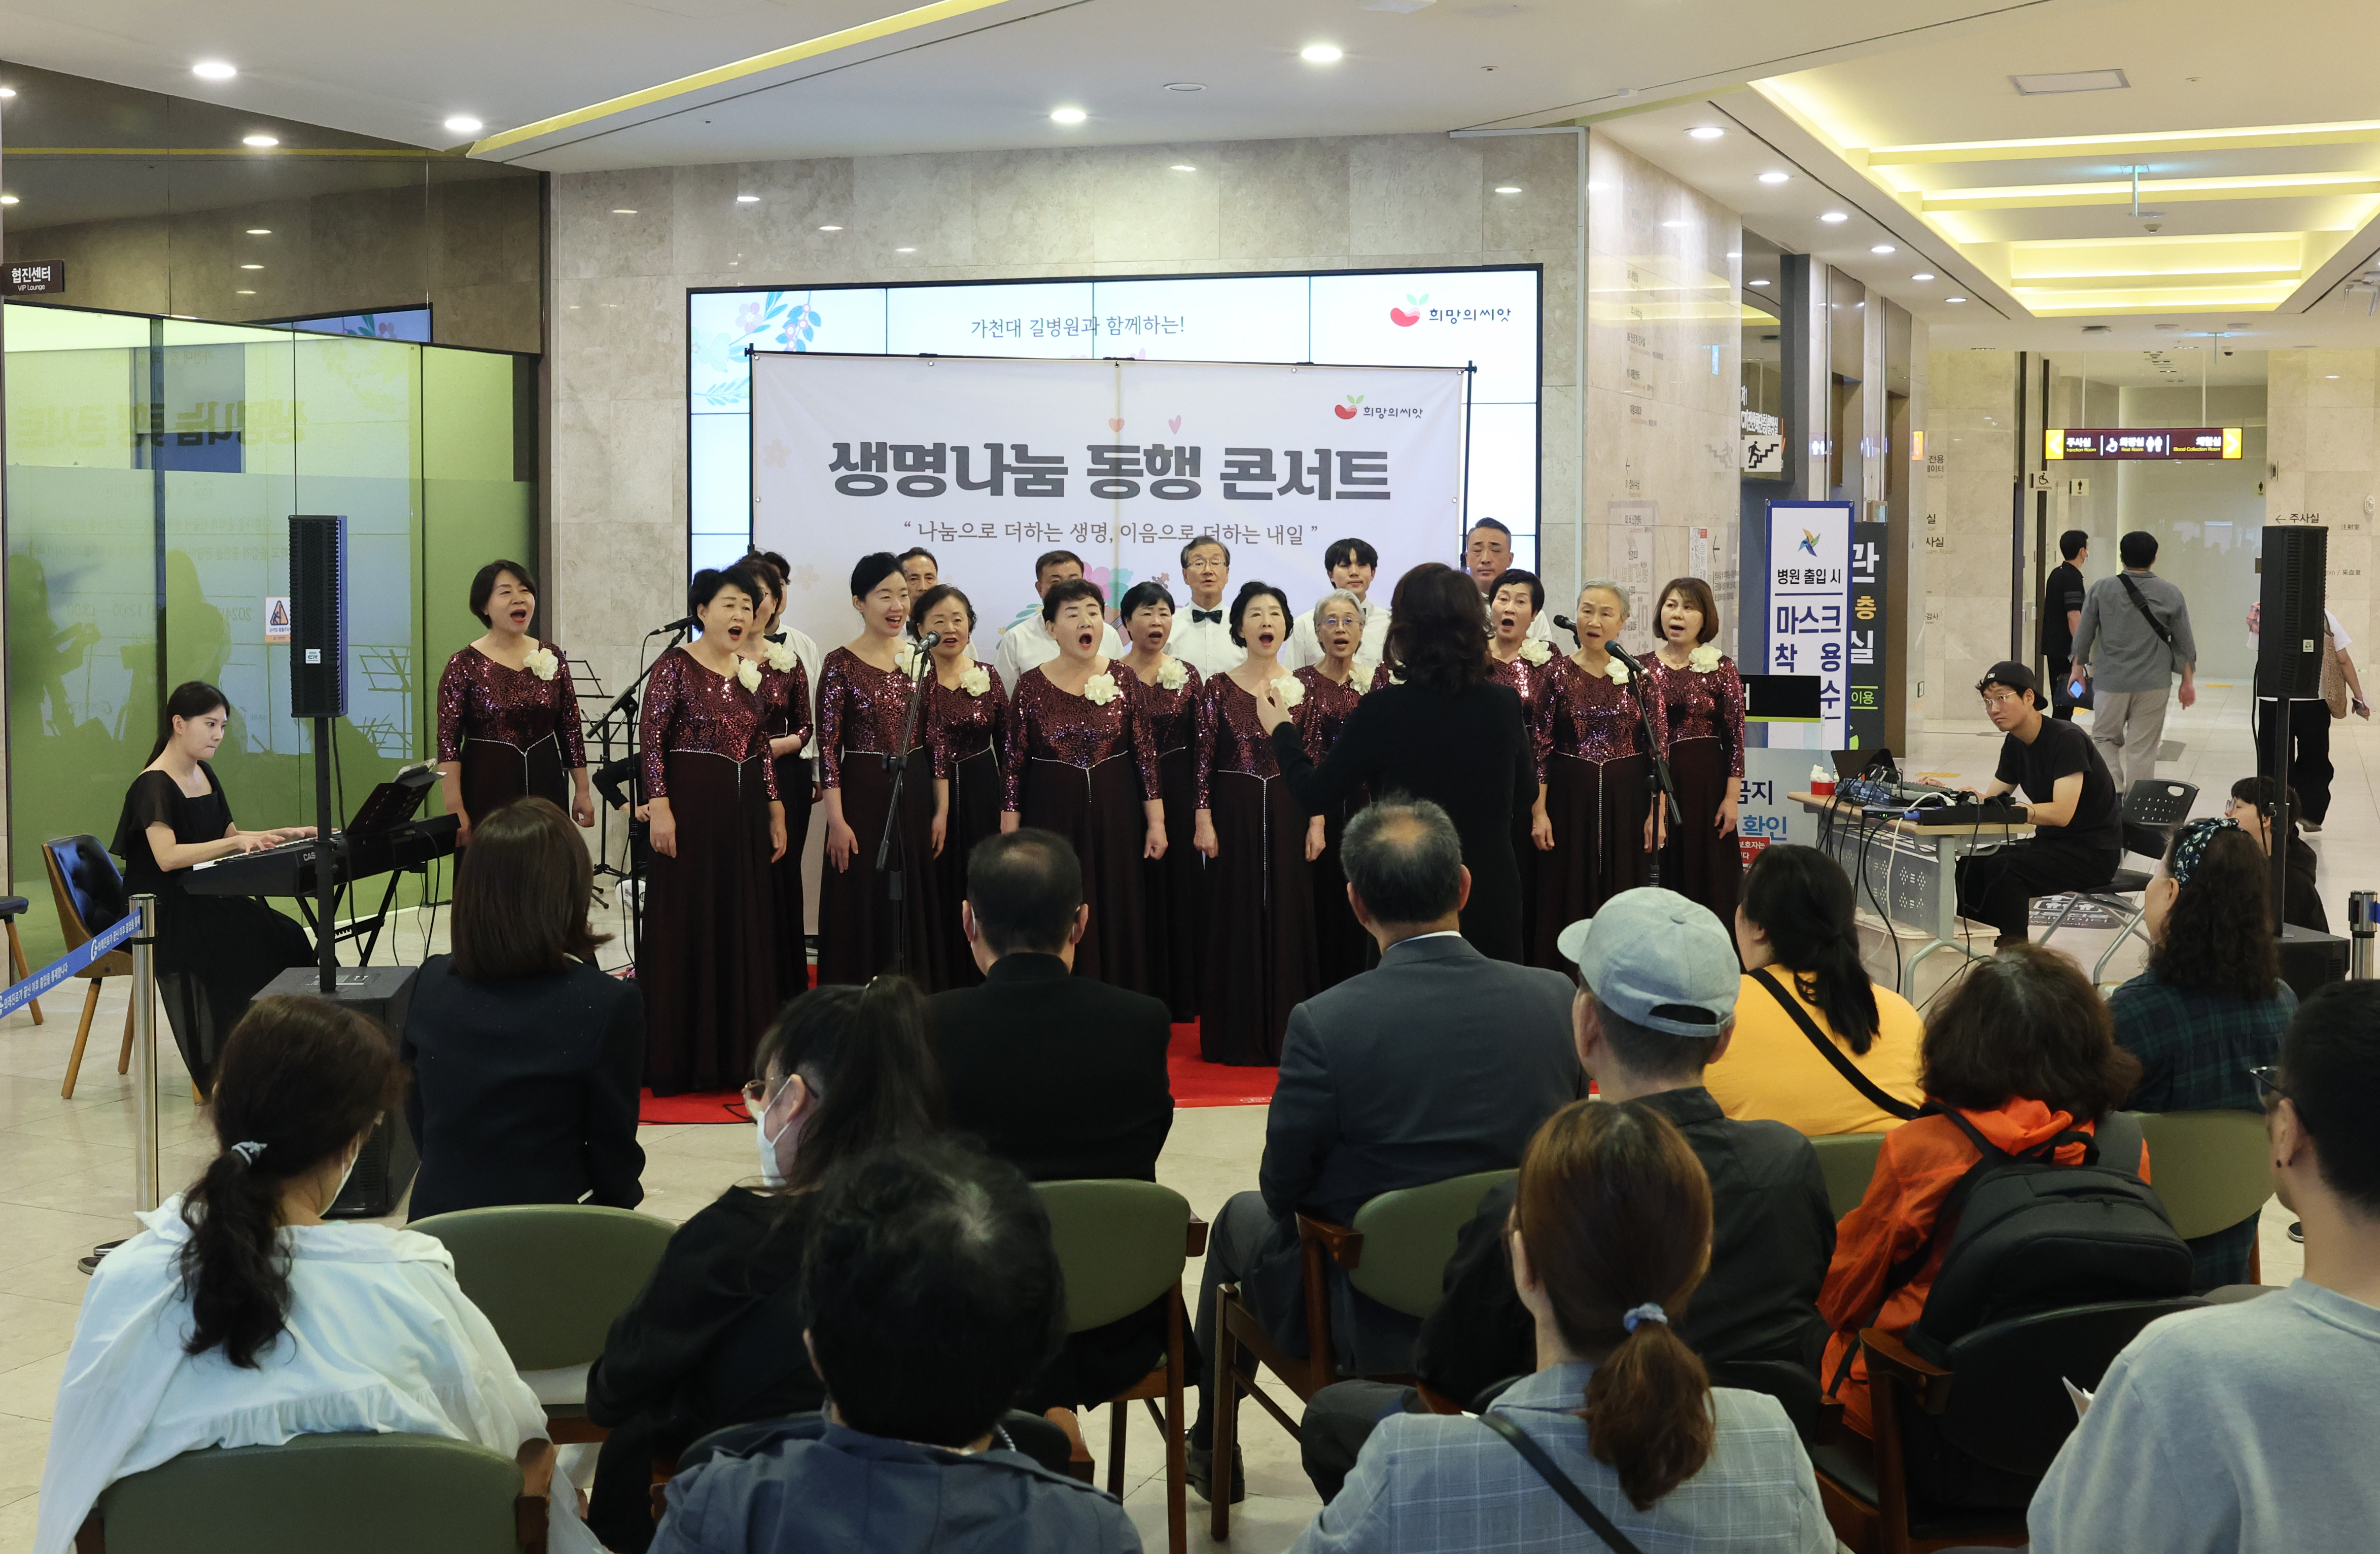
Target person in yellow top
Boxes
[1707,844,1924,1135]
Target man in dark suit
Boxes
[1185,797,1583,1501]
[929,827,1175,1411]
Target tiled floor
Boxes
[0,678,2352,1550]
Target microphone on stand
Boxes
[1552,614,1576,638]
[1601,640,1646,676]
[648,616,697,635]
[914,630,944,650]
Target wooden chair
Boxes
[1812,1132,1889,1220]
[2136,1110,2273,1283]
[0,894,43,1027]
[410,1203,677,1443]
[45,836,134,1100]
[1810,1297,2203,1554]
[75,1431,548,1553]
[1210,1168,1513,1538]
[1035,1180,1204,1554]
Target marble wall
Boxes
[2267,349,2375,653]
[542,128,1743,696]
[1918,348,2019,726]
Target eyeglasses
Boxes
[1980,690,2024,709]
[2248,1065,2292,1108]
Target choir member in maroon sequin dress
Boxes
[1193,583,1320,1065]
[1533,580,1666,969]
[917,585,1006,991]
[817,554,939,987]
[1117,582,1204,1021]
[733,564,814,1004]
[639,565,787,1094]
[1001,577,1167,993]
[1647,575,1747,928]
[1486,568,1558,967]
[435,559,593,845]
[1293,589,1377,990]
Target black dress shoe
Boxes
[1184,1441,1246,1503]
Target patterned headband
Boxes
[2169,817,2239,887]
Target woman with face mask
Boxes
[584,980,943,1553]
[39,996,604,1554]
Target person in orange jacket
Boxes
[1818,945,2149,1438]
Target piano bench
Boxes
[0,896,38,1029]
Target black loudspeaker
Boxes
[260,964,422,1218]
[289,514,349,719]
[2257,527,2328,699]
[2279,924,2349,1002]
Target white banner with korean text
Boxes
[750,352,1468,656]
[1764,501,1853,751]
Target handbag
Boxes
[1748,968,1920,1121]
[2321,627,2349,719]
[1480,1410,1649,1554]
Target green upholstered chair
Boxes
[1812,1131,1890,1221]
[2134,1110,2274,1280]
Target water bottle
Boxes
[2352,891,2376,980]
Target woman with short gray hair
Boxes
[1532,579,1665,967]
[1295,589,1384,987]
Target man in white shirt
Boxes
[898,547,938,597]
[991,549,1125,696]
[1286,537,1392,669]
[1465,519,1552,642]
[1165,533,1243,679]
[2028,980,2380,1554]
[2246,602,2370,832]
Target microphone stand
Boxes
[588,625,688,972]
[874,642,933,978]
[1620,647,1683,892]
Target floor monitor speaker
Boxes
[259,964,421,1218]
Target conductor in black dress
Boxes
[1258,562,1536,963]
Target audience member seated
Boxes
[585,980,942,1552]
[2028,981,2380,1553]
[1707,844,1924,1133]
[1291,1100,1835,1552]
[1300,887,1835,1501]
[1819,945,2146,1441]
[401,797,644,1220]
[1188,797,1583,1502]
[37,996,597,1554]
[930,827,1176,1418]
[650,1140,1140,1554]
[2110,817,2294,1289]
[2229,774,2327,933]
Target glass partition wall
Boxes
[4,301,536,962]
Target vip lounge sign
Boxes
[4,261,65,296]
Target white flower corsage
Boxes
[735,657,763,692]
[1688,643,1723,673]
[522,645,558,681]
[763,639,797,674]
[1518,638,1552,665]
[1604,657,1631,685]
[1083,672,1120,706]
[894,641,922,676]
[1275,676,1306,709]
[1156,656,1189,691]
[1352,660,1379,694]
[959,663,992,698]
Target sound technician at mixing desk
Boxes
[1953,661,2124,947]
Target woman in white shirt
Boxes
[38,995,596,1554]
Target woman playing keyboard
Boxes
[110,681,318,1092]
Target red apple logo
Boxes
[1388,292,1426,327]
[1334,395,1362,420]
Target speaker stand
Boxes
[312,714,338,993]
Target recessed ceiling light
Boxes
[2010,68,2128,95]
[0,195,16,205]
[0,88,16,98]
[1164,82,1204,91]
[736,194,759,202]
[1819,211,1848,223]
[1494,185,1522,194]
[239,263,263,270]
[1687,126,1724,140]
[1871,244,1895,254]
[612,208,637,215]
[896,246,917,253]
[1171,164,1197,172]
[1661,220,1688,228]
[235,289,255,295]
[1758,171,1790,184]
[443,115,483,135]
[1301,43,1344,62]
[242,134,278,148]
[192,61,237,81]
[1946,296,1967,304]
[1911,272,1934,281]
[2327,374,2341,379]
[1049,107,1087,124]
[1748,278,1771,287]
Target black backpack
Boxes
[1831,1105,2193,1382]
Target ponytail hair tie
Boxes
[1622,1302,1668,1334]
[229,1141,267,1165]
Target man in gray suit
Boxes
[1185,797,1583,1502]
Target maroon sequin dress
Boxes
[816,647,939,988]
[1490,648,1558,971]
[1294,663,1374,990]
[923,662,1008,991]
[1003,662,1162,994]
[1197,674,1320,1065]
[1532,654,1668,969]
[756,653,814,1002]
[1131,657,1205,1021]
[435,642,586,824]
[1647,655,1748,926]
[638,646,780,1094]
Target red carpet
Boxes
[638,1019,1277,1124]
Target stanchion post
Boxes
[130,894,160,1213]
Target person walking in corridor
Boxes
[2072,531,2196,790]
